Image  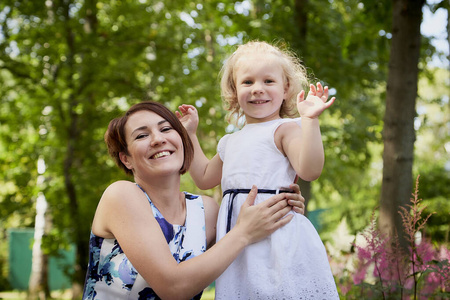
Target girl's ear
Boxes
[119,152,133,170]
[284,81,290,97]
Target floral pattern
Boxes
[82,190,206,300]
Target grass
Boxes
[0,290,71,299]
[0,288,215,300]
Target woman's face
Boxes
[120,110,184,179]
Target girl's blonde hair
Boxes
[219,41,309,126]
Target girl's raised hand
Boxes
[297,82,335,119]
[176,104,199,135]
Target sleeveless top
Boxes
[82,188,206,300]
[214,118,339,299]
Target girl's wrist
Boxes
[300,116,319,121]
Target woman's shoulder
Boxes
[106,180,136,191]
[103,180,138,198]
[99,180,145,211]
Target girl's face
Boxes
[234,53,287,124]
[120,110,184,180]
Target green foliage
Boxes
[0,0,447,289]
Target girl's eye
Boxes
[265,79,274,83]
[243,80,252,85]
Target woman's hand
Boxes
[234,186,294,245]
[284,183,305,215]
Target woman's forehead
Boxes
[126,110,166,130]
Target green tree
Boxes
[379,0,425,247]
[0,0,446,294]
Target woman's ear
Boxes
[119,152,133,170]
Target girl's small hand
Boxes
[297,82,335,119]
[176,104,199,135]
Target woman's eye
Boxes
[136,134,147,139]
[161,126,173,132]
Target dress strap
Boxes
[223,188,292,233]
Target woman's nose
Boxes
[150,132,166,147]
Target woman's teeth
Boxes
[152,151,171,159]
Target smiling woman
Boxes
[119,110,187,182]
[105,101,193,176]
[81,101,305,300]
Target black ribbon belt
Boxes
[223,188,292,233]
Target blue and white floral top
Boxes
[82,187,206,300]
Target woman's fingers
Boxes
[288,199,305,214]
[242,185,258,208]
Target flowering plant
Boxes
[333,176,449,299]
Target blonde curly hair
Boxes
[219,41,309,126]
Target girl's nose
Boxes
[252,82,264,95]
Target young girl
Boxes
[177,41,339,299]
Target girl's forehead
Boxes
[235,55,284,74]
[237,51,279,63]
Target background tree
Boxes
[379,0,425,246]
[0,0,447,294]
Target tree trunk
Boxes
[448,0,450,72]
[294,0,308,46]
[294,0,312,214]
[60,1,89,296]
[28,193,51,300]
[297,178,311,215]
[379,0,425,247]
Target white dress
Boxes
[215,118,339,300]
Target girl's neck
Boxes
[245,115,281,124]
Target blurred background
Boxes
[0,0,448,299]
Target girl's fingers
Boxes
[325,97,336,108]
[288,183,300,194]
[297,90,305,102]
[316,82,323,93]
[323,86,329,100]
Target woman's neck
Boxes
[134,175,186,224]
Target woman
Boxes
[82,101,304,300]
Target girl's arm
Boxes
[203,194,219,249]
[176,104,222,189]
[277,83,335,181]
[94,181,294,300]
